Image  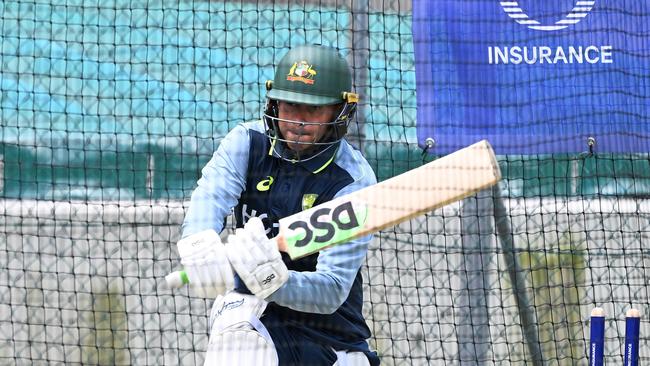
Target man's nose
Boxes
[292,108,308,121]
[288,111,308,127]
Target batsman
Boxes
[180,44,380,365]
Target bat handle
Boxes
[274,234,287,253]
[165,270,189,288]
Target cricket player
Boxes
[181,44,380,365]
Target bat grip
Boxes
[165,270,189,288]
[274,234,287,253]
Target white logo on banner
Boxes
[490,0,611,64]
[499,0,595,31]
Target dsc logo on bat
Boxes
[287,201,367,248]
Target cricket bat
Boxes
[165,139,501,288]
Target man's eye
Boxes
[280,102,300,111]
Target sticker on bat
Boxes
[284,200,368,255]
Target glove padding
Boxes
[226,217,289,299]
[178,229,235,298]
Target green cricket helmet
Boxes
[263,45,359,162]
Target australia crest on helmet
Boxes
[287,61,317,84]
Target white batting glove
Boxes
[177,230,235,299]
[225,217,288,299]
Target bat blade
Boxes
[276,139,502,260]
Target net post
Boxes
[492,184,544,365]
[458,189,493,362]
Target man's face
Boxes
[276,101,340,152]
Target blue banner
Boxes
[413,0,649,154]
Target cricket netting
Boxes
[1,1,648,365]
